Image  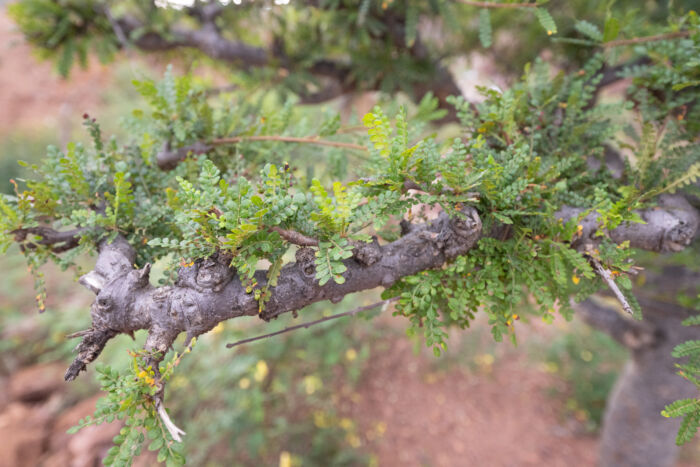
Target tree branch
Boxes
[112,10,463,121]
[556,194,699,253]
[454,1,538,8]
[269,227,319,247]
[12,226,87,253]
[575,297,659,350]
[603,31,692,48]
[27,188,695,380]
[155,136,366,171]
[211,136,367,151]
[589,257,635,315]
[116,16,270,67]
[64,208,482,380]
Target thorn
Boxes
[589,257,635,315]
[137,263,152,284]
[155,398,185,442]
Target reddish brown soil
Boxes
[0,13,112,134]
[339,319,599,467]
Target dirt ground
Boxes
[342,325,599,467]
[0,6,696,467]
[0,13,111,136]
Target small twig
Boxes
[205,84,238,96]
[589,257,635,315]
[211,136,367,151]
[12,226,87,253]
[226,298,397,349]
[269,226,319,246]
[454,1,538,8]
[603,30,691,48]
[65,329,94,339]
[99,3,138,61]
[336,125,367,134]
[104,7,130,49]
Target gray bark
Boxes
[598,298,698,467]
[556,194,699,253]
[580,265,700,467]
[56,197,699,380]
[65,208,482,380]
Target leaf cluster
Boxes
[68,345,193,467]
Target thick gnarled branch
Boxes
[64,208,482,380]
[14,191,691,379]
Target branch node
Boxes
[353,237,382,266]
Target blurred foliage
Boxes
[0,132,56,195]
[540,323,627,432]
[662,301,700,446]
[8,0,699,93]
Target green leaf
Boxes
[672,81,700,91]
[602,17,620,42]
[662,398,700,418]
[224,223,258,250]
[575,20,603,41]
[676,412,700,445]
[57,38,75,77]
[682,315,700,327]
[148,437,164,451]
[672,340,700,358]
[535,8,557,35]
[478,9,492,48]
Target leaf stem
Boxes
[211,136,367,151]
[455,1,538,8]
[603,30,691,47]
